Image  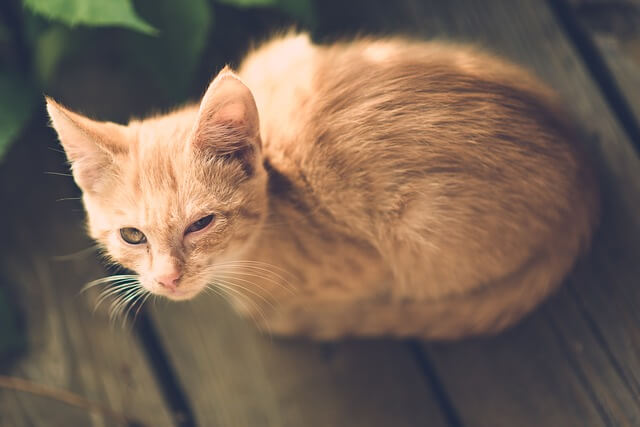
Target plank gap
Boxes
[548,0,640,150]
[135,311,196,427]
[407,341,464,427]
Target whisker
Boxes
[98,288,139,317]
[210,273,280,305]
[44,171,73,177]
[53,244,101,262]
[94,282,140,311]
[120,290,148,328]
[210,282,272,336]
[213,277,275,309]
[203,285,229,303]
[86,274,139,287]
[82,274,138,293]
[213,260,295,278]
[213,269,295,295]
[213,260,296,284]
[107,285,141,314]
[132,292,152,324]
[212,261,296,293]
[94,280,139,296]
[110,288,144,325]
[210,284,270,336]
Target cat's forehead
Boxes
[116,154,210,222]
[133,106,198,150]
[92,106,243,230]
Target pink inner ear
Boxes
[213,101,247,125]
[193,70,261,149]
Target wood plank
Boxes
[149,294,449,427]
[0,122,174,427]
[567,0,640,120]
[317,0,640,425]
[152,1,640,426]
[403,1,640,425]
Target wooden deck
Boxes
[1,0,639,426]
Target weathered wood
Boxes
[406,0,640,425]
[0,124,174,427]
[568,0,640,120]
[149,293,448,427]
[150,1,640,426]
[318,0,640,425]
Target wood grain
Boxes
[407,0,640,425]
[0,123,174,427]
[8,1,639,426]
[318,0,640,425]
[150,1,640,426]
[149,293,448,427]
[568,0,640,120]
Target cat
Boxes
[47,33,599,340]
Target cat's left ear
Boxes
[192,67,261,158]
[46,97,129,192]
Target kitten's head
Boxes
[48,68,268,300]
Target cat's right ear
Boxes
[192,67,261,159]
[46,97,129,192]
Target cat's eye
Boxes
[120,227,147,245]
[186,214,214,234]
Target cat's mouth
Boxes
[154,283,203,301]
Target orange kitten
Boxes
[48,33,599,339]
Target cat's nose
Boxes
[156,271,182,290]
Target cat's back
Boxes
[240,33,576,176]
[236,34,598,337]
[240,34,594,231]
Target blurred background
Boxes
[1,1,640,426]
[0,0,317,367]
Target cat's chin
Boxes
[156,286,202,301]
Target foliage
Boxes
[22,0,157,34]
[0,71,38,160]
[0,0,313,357]
[0,0,315,161]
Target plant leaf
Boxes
[33,26,72,85]
[125,0,213,101]
[0,71,38,161]
[22,0,157,34]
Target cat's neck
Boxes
[247,158,358,271]
[260,157,333,238]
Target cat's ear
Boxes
[192,67,261,159]
[46,97,129,192]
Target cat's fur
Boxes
[48,33,599,339]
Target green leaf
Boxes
[33,26,72,85]
[0,71,38,162]
[22,0,157,34]
[126,0,213,100]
